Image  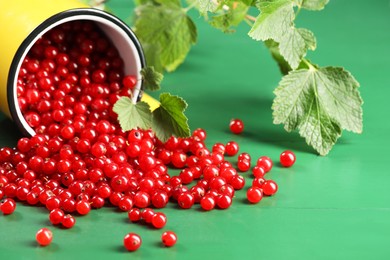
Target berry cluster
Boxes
[0,20,296,251]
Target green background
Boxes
[1,0,390,259]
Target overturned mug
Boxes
[0,0,157,136]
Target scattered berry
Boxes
[1,198,16,215]
[36,228,53,246]
[62,214,76,229]
[256,156,273,173]
[246,187,263,204]
[162,231,177,247]
[262,180,278,196]
[229,119,244,134]
[151,212,167,229]
[123,233,142,251]
[280,150,296,167]
[225,141,239,156]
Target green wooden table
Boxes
[1,1,390,259]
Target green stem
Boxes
[184,1,197,12]
[302,58,316,71]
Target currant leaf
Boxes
[134,3,197,72]
[141,66,163,91]
[297,28,316,51]
[294,0,329,10]
[208,2,250,33]
[113,97,152,131]
[264,39,292,75]
[272,66,363,155]
[197,0,219,13]
[248,0,294,43]
[152,93,190,142]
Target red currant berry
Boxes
[1,198,16,215]
[151,212,167,229]
[229,119,244,134]
[62,214,76,229]
[257,156,273,173]
[200,195,216,211]
[177,192,195,209]
[133,191,150,208]
[128,208,141,222]
[237,159,251,172]
[216,194,232,209]
[252,165,266,178]
[225,141,239,156]
[280,150,296,167]
[36,228,53,246]
[246,187,263,204]
[76,200,91,215]
[192,128,207,141]
[262,180,278,196]
[141,208,155,223]
[161,231,177,247]
[49,208,65,225]
[123,233,142,251]
[122,75,137,89]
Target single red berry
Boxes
[151,190,169,209]
[177,192,195,209]
[123,233,142,251]
[1,198,16,215]
[262,180,278,196]
[49,208,65,225]
[257,156,273,173]
[237,159,251,172]
[62,214,76,229]
[141,208,155,223]
[280,150,296,167]
[229,175,245,190]
[216,194,232,209]
[133,191,150,208]
[128,208,142,222]
[122,75,137,89]
[76,200,91,215]
[192,128,207,141]
[246,187,263,204]
[229,119,244,134]
[200,195,215,211]
[252,165,266,178]
[151,212,167,229]
[225,141,239,156]
[161,231,177,247]
[36,228,53,246]
[118,196,133,211]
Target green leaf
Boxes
[248,0,304,69]
[141,42,163,73]
[272,66,363,155]
[197,0,219,13]
[294,0,329,10]
[134,3,197,72]
[278,28,306,69]
[140,67,163,91]
[208,2,249,33]
[248,1,316,69]
[152,93,190,142]
[113,97,152,131]
[248,0,294,42]
[297,28,316,51]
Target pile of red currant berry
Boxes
[0,21,296,251]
